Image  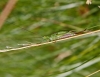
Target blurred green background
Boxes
[0,0,100,77]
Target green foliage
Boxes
[0,0,100,77]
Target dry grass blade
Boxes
[0,0,18,29]
[0,29,100,52]
[86,69,100,77]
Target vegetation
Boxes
[0,0,100,77]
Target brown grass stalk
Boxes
[0,0,18,29]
